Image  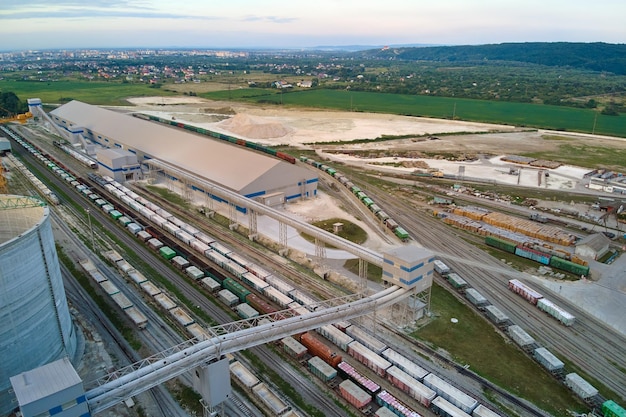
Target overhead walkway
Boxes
[86,285,409,413]
[143,158,384,266]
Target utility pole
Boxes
[592,111,598,135]
[86,208,96,252]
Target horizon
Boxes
[1,0,624,51]
[1,41,624,55]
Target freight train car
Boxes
[299,332,342,368]
[484,236,516,253]
[549,256,589,277]
[472,405,502,417]
[434,260,451,275]
[564,373,598,401]
[318,324,354,351]
[386,366,437,407]
[134,113,296,164]
[308,356,338,382]
[507,279,543,305]
[337,361,380,396]
[537,298,575,326]
[514,246,551,265]
[432,396,472,417]
[423,373,479,414]
[381,348,429,381]
[602,400,626,417]
[345,325,387,354]
[376,390,422,417]
[347,341,391,377]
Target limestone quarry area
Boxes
[125,96,515,146]
[125,96,626,192]
[219,113,292,139]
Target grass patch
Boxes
[413,283,586,416]
[203,88,626,138]
[243,349,325,417]
[342,259,383,283]
[57,245,142,350]
[301,218,368,246]
[522,143,626,171]
[146,185,191,209]
[0,79,173,106]
[172,383,203,416]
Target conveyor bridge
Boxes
[86,285,409,414]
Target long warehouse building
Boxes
[48,100,318,204]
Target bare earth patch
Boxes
[122,95,626,192]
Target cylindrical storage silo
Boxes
[0,196,78,415]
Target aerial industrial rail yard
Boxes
[1,104,625,417]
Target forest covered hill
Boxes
[359,42,626,75]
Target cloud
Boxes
[2,0,150,9]
[0,0,182,20]
[241,15,298,24]
[0,9,209,20]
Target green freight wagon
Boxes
[549,256,590,276]
[118,215,132,226]
[350,186,361,194]
[447,272,468,289]
[362,197,374,207]
[222,277,251,303]
[355,191,366,200]
[109,210,123,220]
[485,236,517,253]
[394,227,409,240]
[159,246,176,260]
[603,401,626,417]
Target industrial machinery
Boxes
[0,108,32,124]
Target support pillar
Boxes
[278,221,289,256]
[248,209,258,240]
[228,203,237,230]
[358,258,368,293]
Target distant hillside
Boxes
[359,42,626,75]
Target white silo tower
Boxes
[0,195,78,416]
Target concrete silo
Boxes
[0,196,78,416]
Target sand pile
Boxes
[218,113,291,139]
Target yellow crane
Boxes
[0,106,32,124]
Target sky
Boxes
[1,0,624,50]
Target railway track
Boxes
[50,210,186,417]
[367,184,626,401]
[123,179,547,416]
[125,181,353,302]
[78,179,350,417]
[10,139,266,417]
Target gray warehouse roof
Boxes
[10,357,81,405]
[576,233,611,252]
[50,101,312,195]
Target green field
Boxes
[415,283,586,416]
[0,80,174,106]
[203,88,626,138]
[3,78,624,137]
